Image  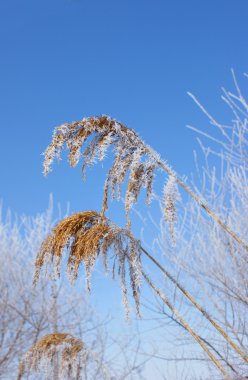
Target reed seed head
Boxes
[18,333,86,380]
[43,115,161,225]
[34,211,142,318]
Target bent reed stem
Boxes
[142,270,233,380]
[141,246,248,365]
[44,115,248,252]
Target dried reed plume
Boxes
[43,115,248,250]
[18,333,86,380]
[43,115,162,226]
[34,211,142,318]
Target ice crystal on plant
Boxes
[18,333,87,380]
[34,211,142,318]
[163,175,181,244]
[43,115,164,225]
[18,332,111,380]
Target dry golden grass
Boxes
[18,333,85,380]
[34,211,142,318]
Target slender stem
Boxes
[157,158,248,252]
[141,246,248,364]
[158,302,239,375]
[51,281,59,380]
[142,270,233,380]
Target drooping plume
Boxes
[18,333,86,380]
[43,116,167,225]
[18,332,111,380]
[34,211,142,318]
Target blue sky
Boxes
[0,0,247,218]
[0,2,247,377]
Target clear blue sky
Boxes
[1,2,247,376]
[0,0,247,217]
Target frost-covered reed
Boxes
[43,114,247,250]
[18,332,111,380]
[34,211,142,318]
[18,333,86,380]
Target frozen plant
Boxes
[18,333,110,380]
[34,211,142,318]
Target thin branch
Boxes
[142,270,233,380]
[141,246,248,364]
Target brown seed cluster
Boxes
[43,115,161,226]
[34,211,142,318]
[18,333,86,380]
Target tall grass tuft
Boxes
[38,106,248,379]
